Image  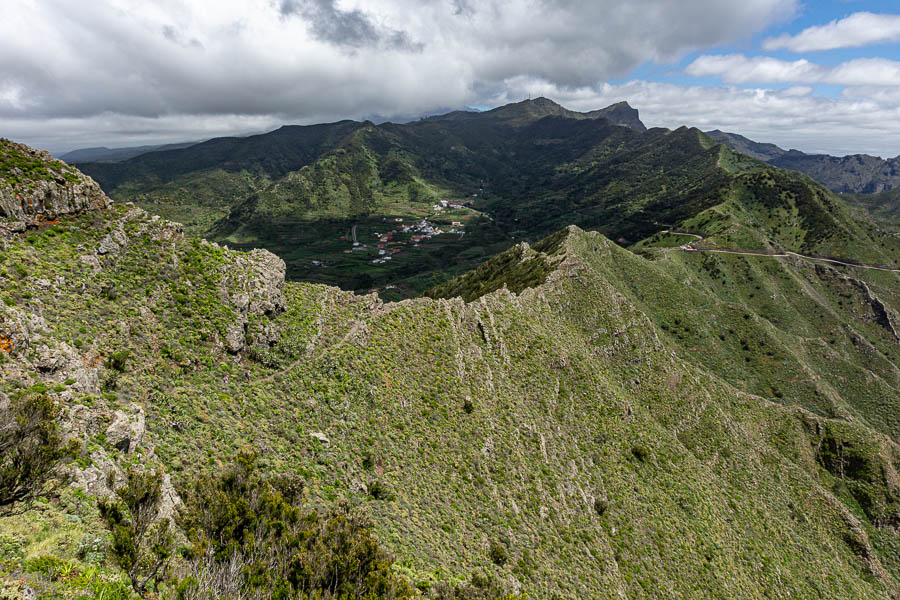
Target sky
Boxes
[2,0,900,157]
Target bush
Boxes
[0,392,76,514]
[176,451,413,600]
[488,542,508,566]
[631,445,650,462]
[105,349,131,373]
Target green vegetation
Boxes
[177,451,413,600]
[3,133,900,598]
[1,139,80,185]
[0,391,75,514]
[76,99,899,299]
[99,469,175,598]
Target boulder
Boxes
[225,323,245,354]
[309,432,330,445]
[105,405,146,454]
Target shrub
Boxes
[488,542,508,566]
[631,445,650,462]
[106,349,131,373]
[176,451,413,600]
[0,392,76,514]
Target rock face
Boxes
[220,247,287,353]
[105,405,146,454]
[0,139,110,230]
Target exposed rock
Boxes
[309,432,330,445]
[79,254,101,274]
[218,249,286,353]
[35,344,67,373]
[815,264,900,340]
[350,479,368,495]
[156,473,182,521]
[69,449,121,499]
[96,234,121,255]
[0,140,110,228]
[225,323,245,354]
[105,405,146,454]
[0,306,47,357]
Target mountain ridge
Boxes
[706,129,900,193]
[2,141,900,598]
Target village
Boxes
[309,198,472,268]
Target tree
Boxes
[99,468,174,599]
[0,391,75,514]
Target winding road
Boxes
[658,231,900,273]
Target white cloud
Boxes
[763,12,900,52]
[481,77,900,157]
[0,0,796,150]
[686,55,823,83]
[685,54,900,87]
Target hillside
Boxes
[3,141,900,599]
[76,98,900,300]
[707,130,900,194]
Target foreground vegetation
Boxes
[3,132,900,598]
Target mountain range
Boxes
[1,134,900,598]
[71,98,900,300]
[706,129,900,194]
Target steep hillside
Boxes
[847,188,900,228]
[2,142,900,599]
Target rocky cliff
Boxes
[1,139,109,233]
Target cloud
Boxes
[279,0,417,50]
[686,55,823,83]
[686,54,900,86]
[0,0,796,150]
[763,12,900,52]
[528,79,900,157]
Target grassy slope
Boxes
[2,201,900,597]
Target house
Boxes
[451,221,463,227]
[377,243,385,249]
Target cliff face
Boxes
[0,139,110,232]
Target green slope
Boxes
[2,144,900,598]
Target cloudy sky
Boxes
[2,0,900,156]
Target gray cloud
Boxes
[5,0,857,153]
[279,0,417,49]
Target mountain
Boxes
[58,141,201,164]
[2,141,900,598]
[74,99,900,301]
[425,97,647,131]
[705,129,787,162]
[846,188,900,227]
[706,130,900,194]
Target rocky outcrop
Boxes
[1,140,110,231]
[105,405,146,454]
[219,248,287,354]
